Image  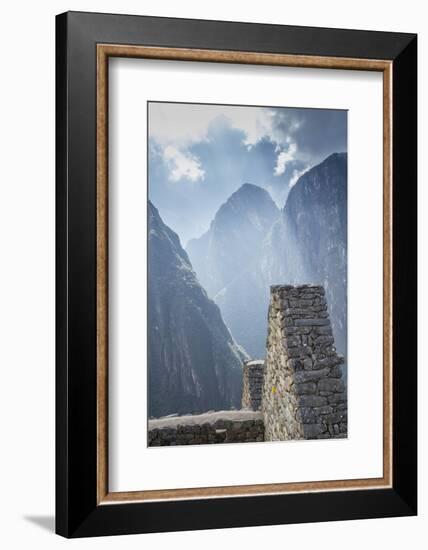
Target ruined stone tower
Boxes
[262,284,347,440]
[241,360,265,411]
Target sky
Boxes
[148,102,347,246]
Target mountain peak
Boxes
[283,152,347,212]
[216,183,277,217]
[238,182,265,192]
[304,152,347,180]
[322,151,347,166]
[232,182,273,199]
[212,183,279,230]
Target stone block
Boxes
[315,325,333,335]
[303,423,324,438]
[283,335,301,348]
[294,382,317,395]
[314,335,335,345]
[328,366,343,378]
[298,395,328,407]
[287,346,312,358]
[318,378,345,393]
[294,318,331,326]
[288,358,304,371]
[323,411,347,424]
[313,405,333,415]
[289,298,314,308]
[302,357,314,370]
[296,407,317,423]
[294,367,330,384]
[327,392,347,405]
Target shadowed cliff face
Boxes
[148,202,246,418]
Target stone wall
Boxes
[148,410,264,446]
[148,284,347,445]
[262,284,347,440]
[241,360,265,410]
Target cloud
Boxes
[225,108,276,148]
[270,109,347,163]
[289,166,310,189]
[149,103,280,182]
[274,143,297,176]
[149,102,275,148]
[149,102,347,187]
[149,103,294,181]
[163,145,205,182]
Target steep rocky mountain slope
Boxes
[148,202,246,417]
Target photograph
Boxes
[147,101,348,445]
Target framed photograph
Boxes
[56,11,417,537]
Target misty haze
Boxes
[147,101,348,445]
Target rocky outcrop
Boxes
[262,285,347,440]
[148,201,247,417]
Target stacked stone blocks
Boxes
[262,284,347,440]
[148,412,264,446]
[241,360,265,411]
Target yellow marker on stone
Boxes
[271,386,277,394]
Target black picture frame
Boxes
[56,11,417,538]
